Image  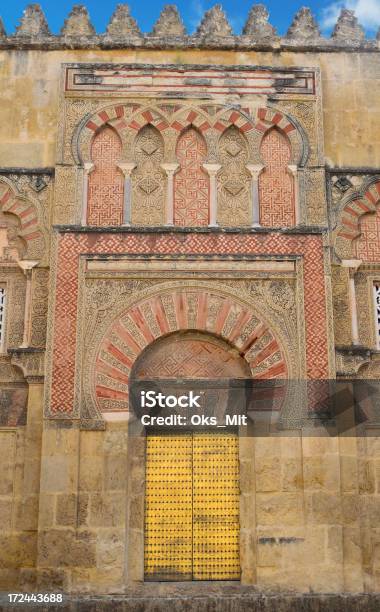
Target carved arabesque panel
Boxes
[174,128,209,226]
[259,128,295,227]
[30,268,49,348]
[87,126,124,226]
[217,126,251,226]
[131,125,165,225]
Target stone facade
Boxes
[0,3,380,604]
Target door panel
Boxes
[144,434,193,581]
[144,432,240,581]
[193,433,240,580]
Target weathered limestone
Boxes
[242,4,277,41]
[105,4,141,39]
[61,5,95,38]
[150,5,186,38]
[332,8,365,42]
[195,5,233,39]
[15,4,50,38]
[286,7,320,41]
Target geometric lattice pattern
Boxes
[354,208,380,262]
[134,336,250,379]
[87,126,124,226]
[95,289,286,412]
[259,128,295,227]
[50,232,329,414]
[373,283,380,349]
[174,128,209,226]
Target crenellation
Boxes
[105,4,142,39]
[195,4,233,40]
[242,4,277,41]
[15,3,50,38]
[60,4,96,38]
[150,5,187,38]
[332,8,365,43]
[0,4,379,50]
[286,7,321,42]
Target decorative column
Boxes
[81,162,94,225]
[118,163,136,225]
[246,164,264,227]
[161,163,179,226]
[203,163,221,227]
[342,259,362,345]
[288,164,300,225]
[17,260,39,348]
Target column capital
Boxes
[117,162,136,177]
[83,162,94,173]
[287,164,298,177]
[17,260,39,276]
[341,259,362,275]
[203,163,221,177]
[161,162,179,175]
[246,164,264,179]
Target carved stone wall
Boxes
[174,128,209,226]
[87,126,124,226]
[55,93,315,228]
[30,268,49,348]
[131,125,165,226]
[217,126,250,226]
[331,266,351,346]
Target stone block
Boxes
[55,493,77,526]
[103,430,128,454]
[303,455,340,491]
[89,492,126,527]
[255,456,281,492]
[36,568,70,591]
[79,456,103,491]
[311,492,341,524]
[96,529,125,568]
[340,455,359,493]
[342,493,360,524]
[0,499,13,529]
[257,539,282,567]
[281,458,303,491]
[343,526,363,565]
[358,459,376,494]
[256,493,304,526]
[104,454,128,491]
[0,533,37,569]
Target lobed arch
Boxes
[335,178,380,259]
[0,177,45,261]
[81,285,291,420]
[74,102,307,169]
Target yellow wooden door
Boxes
[144,432,240,581]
